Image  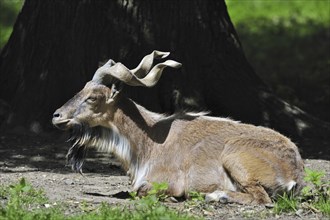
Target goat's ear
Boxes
[107,82,122,103]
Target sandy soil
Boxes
[0,132,329,219]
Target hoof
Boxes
[205,191,228,203]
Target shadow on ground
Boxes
[0,131,126,175]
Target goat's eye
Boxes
[86,96,97,103]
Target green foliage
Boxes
[0,0,24,49]
[147,181,169,200]
[273,168,330,216]
[226,0,330,122]
[185,191,205,207]
[304,168,325,186]
[226,0,330,27]
[188,191,204,202]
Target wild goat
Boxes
[52,51,304,204]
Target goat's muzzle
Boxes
[52,111,71,130]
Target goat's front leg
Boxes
[136,180,184,203]
[136,181,153,197]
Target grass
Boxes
[300,168,330,215]
[273,192,299,214]
[0,178,62,220]
[273,168,330,216]
[0,168,329,219]
[0,179,198,220]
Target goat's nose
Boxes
[53,112,62,119]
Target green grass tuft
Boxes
[273,192,298,214]
[301,168,330,216]
[273,168,330,216]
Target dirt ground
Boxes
[0,132,329,219]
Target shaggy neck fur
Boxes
[67,125,132,173]
[68,122,154,189]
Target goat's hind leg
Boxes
[205,160,272,204]
[205,184,272,205]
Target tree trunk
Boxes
[0,0,328,157]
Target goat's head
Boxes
[52,51,181,172]
[52,51,181,130]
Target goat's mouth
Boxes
[52,119,71,130]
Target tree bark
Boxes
[0,0,329,157]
